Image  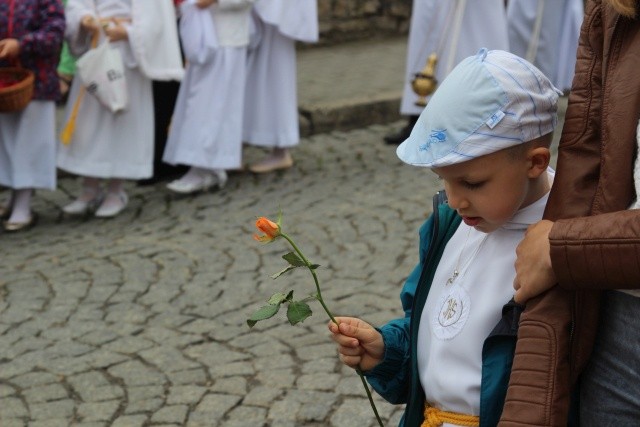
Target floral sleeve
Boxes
[18,0,65,59]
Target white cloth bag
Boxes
[179,0,218,64]
[76,41,128,113]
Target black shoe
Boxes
[383,115,419,145]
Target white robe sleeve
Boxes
[129,0,184,81]
[65,0,98,57]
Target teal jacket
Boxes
[365,192,522,427]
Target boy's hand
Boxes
[104,20,128,42]
[328,317,384,372]
[513,220,557,304]
[0,39,20,59]
[81,15,100,34]
[196,0,217,8]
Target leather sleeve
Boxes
[551,210,640,290]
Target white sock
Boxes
[8,189,32,223]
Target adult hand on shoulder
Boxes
[0,39,19,60]
[513,220,558,304]
[328,317,384,372]
[196,0,217,9]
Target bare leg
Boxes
[249,147,293,173]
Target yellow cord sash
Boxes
[421,404,480,427]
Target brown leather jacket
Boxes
[500,1,640,425]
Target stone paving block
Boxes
[110,415,148,427]
[126,385,165,402]
[0,384,15,398]
[123,398,164,414]
[141,326,201,348]
[186,411,221,427]
[77,400,121,422]
[29,399,75,420]
[72,422,108,427]
[139,345,200,373]
[184,342,251,367]
[330,397,381,427]
[254,368,296,390]
[296,372,342,391]
[29,419,70,427]
[242,386,284,408]
[222,405,268,426]
[10,371,60,388]
[104,303,150,324]
[295,342,335,361]
[74,348,130,369]
[266,399,300,422]
[192,394,242,422]
[209,377,246,396]
[166,385,207,405]
[103,336,156,355]
[208,361,255,378]
[22,383,69,403]
[0,397,28,418]
[150,404,189,424]
[41,356,91,376]
[108,361,166,387]
[164,368,208,386]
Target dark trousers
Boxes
[151,80,186,180]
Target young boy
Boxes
[329,49,562,426]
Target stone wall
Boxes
[316,0,412,45]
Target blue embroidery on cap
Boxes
[419,129,447,151]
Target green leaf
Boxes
[283,252,306,267]
[270,265,296,279]
[267,293,288,305]
[247,304,281,328]
[309,264,320,270]
[286,301,312,326]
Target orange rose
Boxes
[253,217,281,242]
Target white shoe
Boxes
[94,191,128,218]
[62,192,104,215]
[166,170,226,194]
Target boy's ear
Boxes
[527,147,551,178]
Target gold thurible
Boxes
[411,53,438,107]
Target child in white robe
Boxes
[242,0,318,173]
[0,0,65,231]
[384,0,509,146]
[163,0,254,194]
[330,50,561,425]
[58,0,183,217]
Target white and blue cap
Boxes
[396,49,562,168]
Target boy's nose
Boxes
[446,191,468,211]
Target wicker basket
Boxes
[0,67,35,113]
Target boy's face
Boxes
[432,147,546,233]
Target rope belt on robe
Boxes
[421,404,480,427]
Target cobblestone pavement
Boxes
[0,108,566,426]
[0,45,566,425]
[0,122,446,427]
